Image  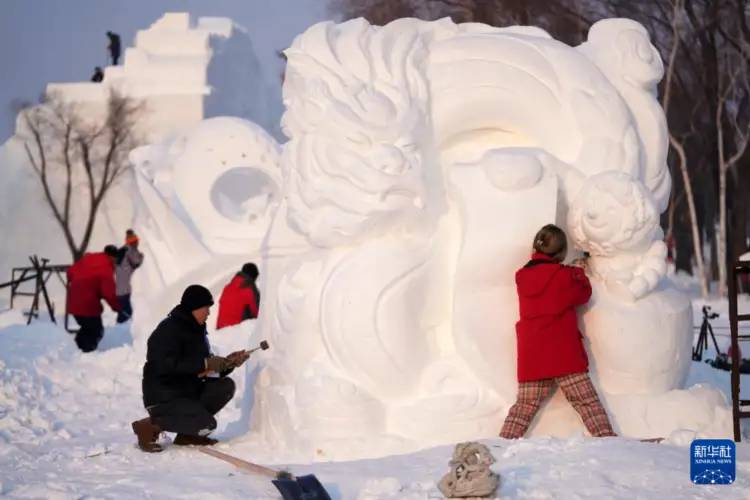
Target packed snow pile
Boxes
[244,17,732,461]
[0,311,271,498]
[0,12,275,278]
[1,307,749,498]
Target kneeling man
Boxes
[132,284,250,452]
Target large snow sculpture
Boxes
[249,18,731,460]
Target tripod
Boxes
[693,305,721,362]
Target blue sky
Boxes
[0,0,331,142]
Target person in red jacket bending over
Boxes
[216,263,260,330]
[499,224,616,439]
[67,245,121,352]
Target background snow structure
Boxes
[128,116,281,338]
[0,12,275,277]
[248,17,732,461]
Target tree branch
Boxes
[22,109,78,256]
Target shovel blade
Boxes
[272,474,331,500]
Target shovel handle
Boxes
[198,446,285,479]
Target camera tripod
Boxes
[693,305,721,362]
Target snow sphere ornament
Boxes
[168,117,282,253]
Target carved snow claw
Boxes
[438,442,500,499]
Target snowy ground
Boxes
[2,290,750,499]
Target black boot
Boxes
[173,433,218,446]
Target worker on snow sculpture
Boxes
[499,225,616,439]
[115,229,143,323]
[66,245,121,352]
[216,262,261,329]
[90,66,104,82]
[106,31,121,65]
[132,285,251,452]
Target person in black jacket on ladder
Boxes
[131,285,250,452]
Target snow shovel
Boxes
[198,447,332,500]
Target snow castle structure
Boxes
[0,13,275,277]
[45,12,272,142]
[245,17,732,460]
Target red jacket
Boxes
[67,252,120,317]
[514,252,591,382]
[216,273,259,329]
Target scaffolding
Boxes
[1,256,69,326]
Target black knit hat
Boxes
[241,262,259,280]
[103,245,118,257]
[180,284,214,311]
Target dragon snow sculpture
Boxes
[248,18,730,460]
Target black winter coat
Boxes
[142,305,230,407]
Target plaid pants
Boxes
[500,372,616,439]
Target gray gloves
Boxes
[205,355,230,373]
[226,350,251,368]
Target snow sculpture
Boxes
[127,117,281,338]
[249,18,731,460]
[568,171,666,301]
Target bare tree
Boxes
[329,0,418,24]
[329,0,596,43]
[660,0,710,297]
[19,90,142,262]
[715,51,750,295]
[714,0,750,294]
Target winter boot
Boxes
[132,417,163,453]
[173,433,218,446]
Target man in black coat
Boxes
[131,285,250,452]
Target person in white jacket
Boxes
[115,229,144,323]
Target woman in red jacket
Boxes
[499,224,616,439]
[67,245,121,352]
[216,263,260,329]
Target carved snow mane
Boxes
[281,19,432,247]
